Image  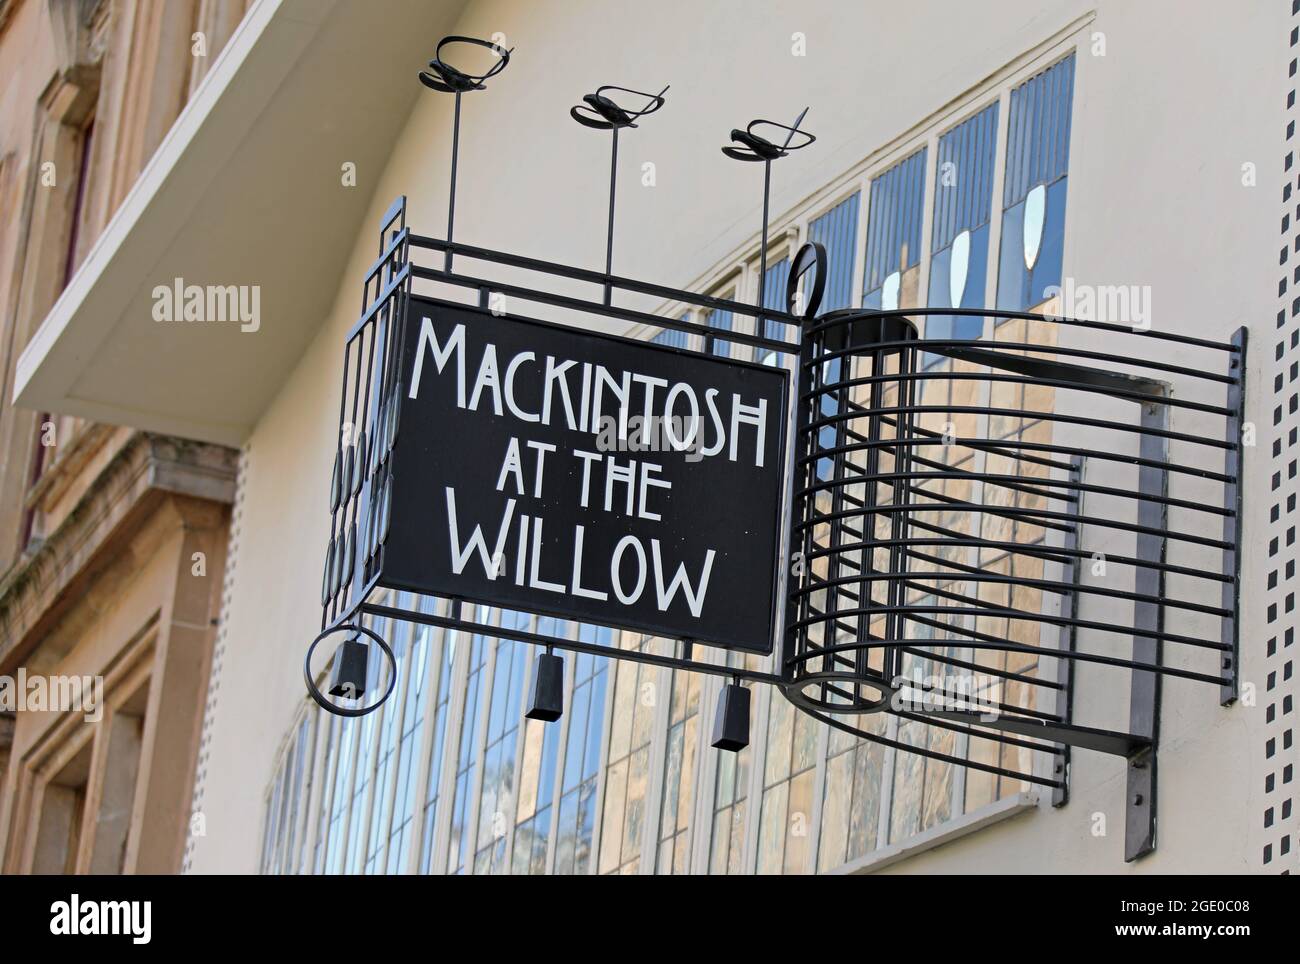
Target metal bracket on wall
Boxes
[1125,396,1169,862]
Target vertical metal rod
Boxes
[1051,456,1084,807]
[786,314,822,696]
[604,126,620,306]
[1219,327,1246,705]
[757,159,772,318]
[446,91,462,272]
[854,344,886,699]
[884,340,918,688]
[821,334,849,707]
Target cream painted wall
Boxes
[189,0,1285,872]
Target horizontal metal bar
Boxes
[874,454,1078,503]
[786,632,1231,683]
[812,603,1084,682]
[805,403,1233,451]
[806,306,1239,354]
[927,344,1168,399]
[898,645,1064,690]
[797,496,1076,535]
[802,533,1232,584]
[408,235,802,326]
[792,568,1231,619]
[799,469,1232,518]
[791,589,1230,649]
[796,498,1230,550]
[410,265,793,353]
[800,435,1234,483]
[811,678,1064,752]
[891,677,1063,723]
[805,368,1236,417]
[805,337,1236,386]
[875,414,1076,472]
[798,705,1064,789]
[893,574,1227,653]
[357,601,784,685]
[838,456,1077,503]
[914,709,1150,757]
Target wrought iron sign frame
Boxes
[305,36,1247,864]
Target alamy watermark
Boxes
[0,670,103,723]
[593,414,710,462]
[890,667,1002,720]
[1043,276,1152,331]
[152,277,260,332]
[50,895,150,944]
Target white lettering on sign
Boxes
[408,318,770,468]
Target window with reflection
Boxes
[259,710,314,874]
[996,54,1075,312]
[816,710,886,872]
[886,613,956,843]
[474,611,530,873]
[259,765,283,874]
[927,103,998,349]
[553,624,610,874]
[384,606,435,872]
[656,670,700,873]
[316,613,389,876]
[342,690,380,873]
[311,713,338,873]
[323,713,357,874]
[361,612,409,873]
[511,619,568,874]
[447,613,491,874]
[709,653,760,873]
[598,634,658,874]
[418,614,458,874]
[340,614,393,873]
[810,193,860,313]
[863,149,926,312]
[756,684,819,874]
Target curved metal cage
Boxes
[783,305,1244,842]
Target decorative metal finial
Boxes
[418,34,512,92]
[418,36,513,270]
[570,84,669,304]
[722,108,815,317]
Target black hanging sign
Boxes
[378,296,788,654]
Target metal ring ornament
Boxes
[570,84,669,129]
[787,241,827,320]
[304,623,397,717]
[722,117,816,161]
[418,35,512,93]
[782,672,895,715]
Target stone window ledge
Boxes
[831,791,1042,875]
